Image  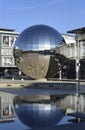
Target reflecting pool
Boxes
[0,91,85,130]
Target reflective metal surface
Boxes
[13,94,65,128]
[14,25,65,79]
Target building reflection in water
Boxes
[0,93,85,126]
[13,93,85,128]
[0,95,15,122]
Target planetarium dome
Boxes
[14,25,65,79]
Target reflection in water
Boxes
[0,90,85,129]
[0,95,15,122]
[13,95,65,128]
[13,93,85,128]
[55,94,85,114]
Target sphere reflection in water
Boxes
[13,95,64,128]
[14,25,65,79]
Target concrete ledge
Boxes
[0,79,77,90]
[0,84,27,88]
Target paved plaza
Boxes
[0,79,85,96]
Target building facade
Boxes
[0,28,19,77]
[61,32,85,79]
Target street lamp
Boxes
[67,29,81,114]
[75,34,80,113]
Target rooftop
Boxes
[0,28,15,32]
[67,27,85,34]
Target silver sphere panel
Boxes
[14,25,65,79]
[13,95,64,128]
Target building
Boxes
[0,27,85,80]
[0,28,19,77]
[60,34,76,79]
[61,27,85,79]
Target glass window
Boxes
[2,57,15,67]
[3,36,9,47]
[2,35,17,48]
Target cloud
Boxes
[48,0,58,5]
[8,6,37,10]
[48,0,71,5]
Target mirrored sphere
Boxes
[14,25,65,79]
[13,95,64,128]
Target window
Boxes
[2,57,15,67]
[2,35,17,47]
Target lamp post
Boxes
[67,29,81,114]
[76,34,80,115]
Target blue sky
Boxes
[0,0,85,34]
